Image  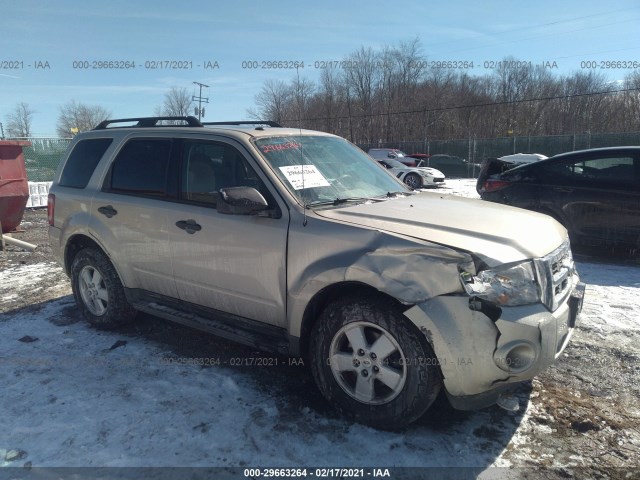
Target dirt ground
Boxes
[1,208,639,478]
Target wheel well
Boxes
[64,235,103,275]
[298,282,404,360]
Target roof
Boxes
[549,146,640,160]
[76,116,336,141]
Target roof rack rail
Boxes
[94,116,203,130]
[202,121,283,128]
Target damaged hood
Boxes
[314,192,567,266]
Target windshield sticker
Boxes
[261,142,301,154]
[278,165,331,190]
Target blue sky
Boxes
[2,0,640,136]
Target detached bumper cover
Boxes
[404,275,585,410]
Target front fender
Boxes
[287,219,472,338]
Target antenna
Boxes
[296,66,307,227]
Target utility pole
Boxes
[192,81,210,121]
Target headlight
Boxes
[460,261,541,306]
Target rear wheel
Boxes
[310,295,441,429]
[71,248,136,329]
[404,172,423,189]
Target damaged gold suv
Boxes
[48,117,585,429]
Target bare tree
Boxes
[56,100,110,137]
[249,40,639,146]
[290,75,315,127]
[317,68,342,132]
[158,87,194,117]
[5,102,35,137]
[247,80,292,124]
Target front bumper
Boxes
[404,275,585,410]
[424,177,445,186]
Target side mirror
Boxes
[387,153,396,159]
[217,186,270,215]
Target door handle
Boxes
[175,219,202,234]
[553,187,573,193]
[98,205,118,218]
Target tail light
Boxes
[47,193,55,226]
[482,179,512,193]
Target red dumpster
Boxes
[0,140,31,233]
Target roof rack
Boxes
[202,121,283,128]
[93,116,203,130]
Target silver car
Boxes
[48,117,585,429]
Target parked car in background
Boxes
[405,153,430,167]
[477,147,640,248]
[497,153,549,165]
[376,158,445,188]
[417,154,481,178]
[477,153,549,186]
[368,148,418,167]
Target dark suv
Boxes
[478,147,640,248]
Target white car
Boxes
[376,158,445,189]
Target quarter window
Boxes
[59,138,113,188]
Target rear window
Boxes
[59,138,113,188]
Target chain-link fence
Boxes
[12,138,72,182]
[359,131,640,175]
[7,132,640,182]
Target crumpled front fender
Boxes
[287,218,473,338]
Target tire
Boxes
[70,247,136,329]
[404,172,423,189]
[310,295,441,429]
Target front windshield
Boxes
[255,135,409,204]
[383,159,408,169]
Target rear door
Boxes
[89,136,178,298]
[165,137,289,327]
[538,151,640,245]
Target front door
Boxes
[166,138,289,327]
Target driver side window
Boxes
[180,140,270,207]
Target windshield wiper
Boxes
[305,197,379,208]
[381,191,414,198]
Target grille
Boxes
[535,240,575,312]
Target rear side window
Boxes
[546,155,637,187]
[59,138,113,188]
[109,139,172,196]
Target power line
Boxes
[282,86,640,124]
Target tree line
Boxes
[3,38,639,142]
[248,39,640,145]
[1,87,193,138]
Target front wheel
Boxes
[71,248,136,329]
[310,296,441,429]
[404,172,423,189]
